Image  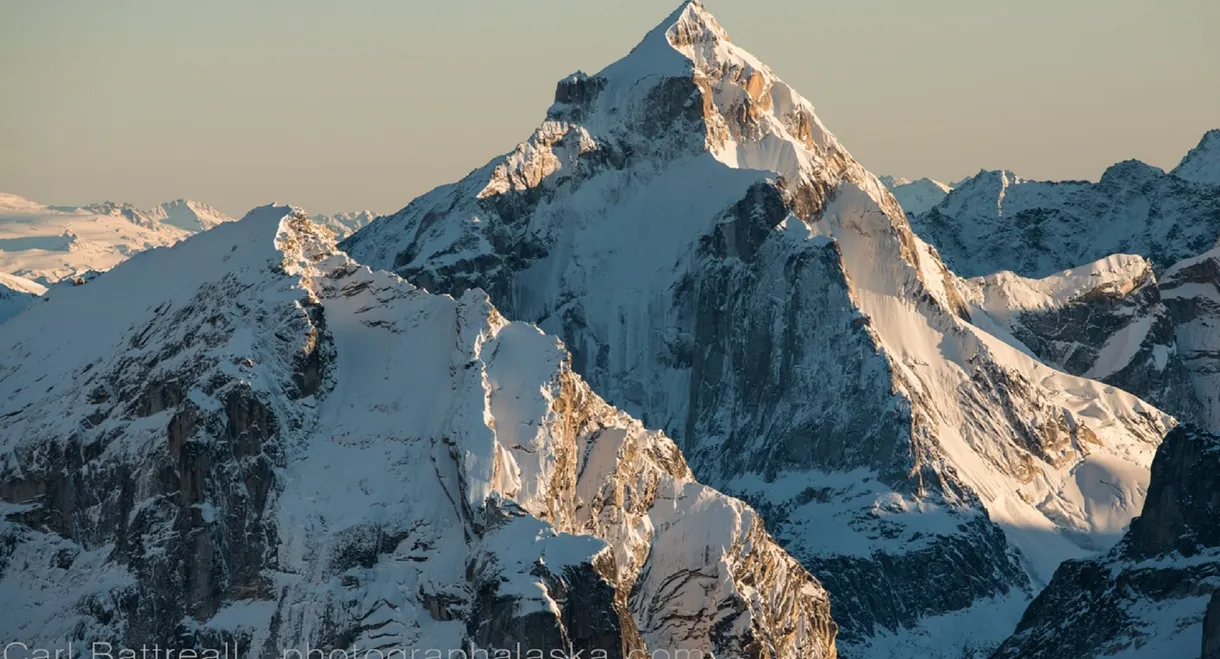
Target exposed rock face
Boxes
[993,426,1220,659]
[962,254,1204,427]
[949,237,1220,437]
[912,152,1220,280]
[0,207,837,658]
[1205,593,1220,659]
[341,3,1172,656]
[1159,245,1220,432]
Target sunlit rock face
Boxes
[0,207,838,659]
[342,2,1173,656]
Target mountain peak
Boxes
[1171,128,1220,185]
[661,0,730,45]
[590,0,731,84]
[0,192,48,214]
[157,198,234,231]
[535,2,872,205]
[881,176,954,214]
[1099,158,1165,188]
[343,9,1174,657]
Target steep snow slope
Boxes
[907,138,1220,433]
[912,140,1220,279]
[1172,129,1220,186]
[880,176,953,215]
[961,255,1200,427]
[0,194,234,285]
[0,271,46,322]
[993,425,1220,659]
[342,3,1172,656]
[0,206,837,658]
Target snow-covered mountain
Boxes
[903,137,1220,436]
[0,205,838,658]
[1172,128,1220,186]
[879,176,953,215]
[0,193,235,285]
[72,199,234,232]
[993,425,1220,658]
[342,2,1173,656]
[970,245,1220,437]
[0,271,46,322]
[959,254,1202,429]
[310,210,378,239]
[910,135,1220,279]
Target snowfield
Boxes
[0,193,232,286]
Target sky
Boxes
[1,0,1217,217]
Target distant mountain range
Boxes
[898,129,1220,658]
[0,192,378,291]
[0,193,225,286]
[878,175,955,215]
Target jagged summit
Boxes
[652,0,728,43]
[610,0,730,76]
[341,5,1174,657]
[537,0,869,197]
[1173,128,1220,185]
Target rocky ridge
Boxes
[341,3,1174,656]
[911,137,1220,279]
[911,137,1220,434]
[0,206,837,658]
[959,254,1203,428]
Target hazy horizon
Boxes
[2,0,1217,217]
